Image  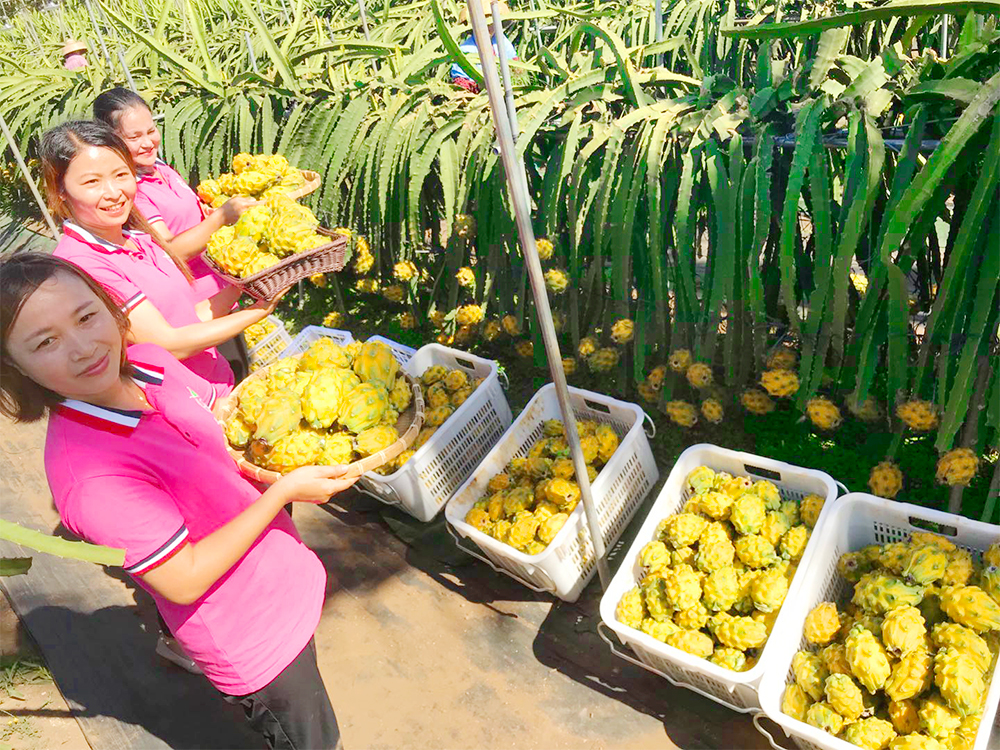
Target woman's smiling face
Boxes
[60,145,136,233]
[116,105,161,168]
[4,271,124,403]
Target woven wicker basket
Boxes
[205,228,349,301]
[216,366,425,483]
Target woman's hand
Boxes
[245,286,290,316]
[272,465,360,505]
[217,196,258,225]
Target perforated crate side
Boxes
[246,316,293,370]
[282,326,354,358]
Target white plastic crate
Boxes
[356,344,513,522]
[756,493,1000,750]
[446,384,659,602]
[245,315,293,371]
[598,444,840,713]
[282,325,354,357]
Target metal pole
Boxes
[81,0,111,67]
[245,30,259,73]
[0,112,61,240]
[940,15,949,57]
[94,0,137,91]
[528,0,543,56]
[466,0,611,589]
[357,0,372,41]
[491,1,519,145]
[654,0,663,65]
[134,0,154,34]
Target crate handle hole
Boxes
[744,464,781,481]
[455,357,476,371]
[907,516,959,537]
[584,399,611,413]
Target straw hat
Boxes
[458,0,510,24]
[61,39,87,56]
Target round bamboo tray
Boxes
[216,365,425,483]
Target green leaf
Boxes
[430,0,483,87]
[236,0,301,93]
[0,557,32,577]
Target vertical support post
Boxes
[94,0,137,91]
[654,0,663,65]
[134,0,154,34]
[357,0,372,41]
[528,0,543,56]
[0,112,61,240]
[81,0,111,67]
[245,30,259,73]
[940,15,949,57]
[491,2,519,145]
[466,0,611,590]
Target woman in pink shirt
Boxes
[0,252,355,750]
[94,88,252,302]
[40,120,280,399]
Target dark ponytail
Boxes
[93,87,150,129]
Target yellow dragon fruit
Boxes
[686,362,713,388]
[225,413,253,449]
[751,567,788,613]
[353,341,399,391]
[761,368,800,397]
[250,390,303,455]
[741,388,776,414]
[800,493,825,529]
[825,673,865,720]
[700,398,724,424]
[661,513,708,549]
[780,525,810,561]
[980,564,999,605]
[695,538,735,574]
[354,424,399,456]
[610,319,634,344]
[939,585,1000,632]
[880,542,911,575]
[896,400,939,431]
[731,494,766,535]
[588,347,620,372]
[933,648,985,717]
[903,544,948,585]
[233,204,272,243]
[805,702,845,735]
[782,683,813,722]
[668,349,692,372]
[697,491,733,521]
[806,396,842,430]
[822,643,852,676]
[686,465,716,493]
[793,650,831,701]
[842,718,897,750]
[237,378,271,425]
[663,564,702,611]
[665,629,714,658]
[337,383,388,434]
[930,622,991,673]
[674,602,710,631]
[881,606,927,656]
[299,369,348,429]
[641,576,672,622]
[735,535,779,568]
[884,647,933,702]
[639,540,670,573]
[665,400,698,427]
[640,617,680,642]
[985,542,1000,568]
[389,377,412,412]
[615,586,646,630]
[708,612,767,650]
[805,602,842,645]
[767,348,798,369]
[918,694,962,739]
[263,427,324,473]
[853,572,924,615]
[869,461,904,498]
[537,512,568,544]
[890,734,946,750]
[752,480,782,510]
[316,431,355,466]
[710,647,747,672]
[887,699,920,735]
[544,268,569,294]
[702,566,739,612]
[935,448,979,486]
[846,625,892,693]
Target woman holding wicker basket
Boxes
[0,252,354,750]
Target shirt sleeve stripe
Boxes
[123,292,147,311]
[145,214,164,224]
[124,525,189,575]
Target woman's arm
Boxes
[128,295,280,359]
[151,197,257,262]
[140,466,358,605]
[195,285,245,322]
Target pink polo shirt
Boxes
[45,344,326,695]
[54,221,234,398]
[134,160,225,301]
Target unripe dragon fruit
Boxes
[984,542,1000,568]
[980,565,1000,605]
